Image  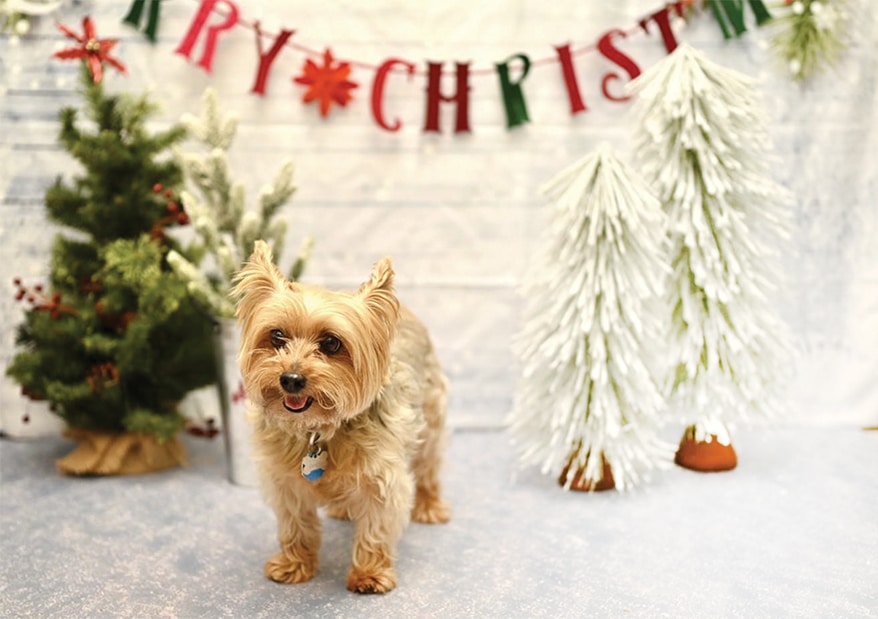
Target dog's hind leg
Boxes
[410,362,451,524]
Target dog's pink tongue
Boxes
[285,395,309,411]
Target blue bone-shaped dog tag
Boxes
[301,446,327,481]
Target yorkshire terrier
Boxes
[232,241,450,594]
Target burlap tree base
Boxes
[56,428,186,476]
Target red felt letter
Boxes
[175,0,239,73]
[596,29,641,102]
[554,43,587,115]
[639,2,685,54]
[251,25,294,95]
[371,59,416,132]
[423,62,471,134]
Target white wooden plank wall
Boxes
[1,0,876,435]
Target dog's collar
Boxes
[301,432,327,482]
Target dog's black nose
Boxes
[280,372,307,393]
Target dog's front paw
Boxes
[412,489,451,524]
[346,567,397,594]
[264,551,317,584]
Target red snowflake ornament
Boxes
[293,49,358,117]
[54,16,126,84]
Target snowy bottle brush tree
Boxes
[508,143,672,492]
[629,43,794,472]
[167,88,312,319]
[165,89,312,481]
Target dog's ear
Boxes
[358,257,400,331]
[231,240,287,320]
[360,257,394,294]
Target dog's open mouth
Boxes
[283,395,313,414]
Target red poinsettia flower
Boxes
[293,49,358,117]
[54,16,127,84]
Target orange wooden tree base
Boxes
[56,428,186,476]
[559,451,615,491]
[674,426,737,472]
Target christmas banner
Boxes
[111,0,806,134]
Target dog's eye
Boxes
[269,329,287,349]
[319,335,342,355]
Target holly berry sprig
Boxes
[150,183,190,239]
[12,279,78,319]
[153,183,190,225]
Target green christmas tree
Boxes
[6,32,216,474]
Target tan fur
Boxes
[232,241,450,594]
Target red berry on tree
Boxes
[177,212,190,225]
[153,183,163,193]
[166,202,180,214]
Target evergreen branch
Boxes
[769,0,849,82]
[259,160,297,220]
[167,250,234,318]
[170,87,311,317]
[288,236,315,282]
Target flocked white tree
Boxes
[508,143,672,492]
[167,88,312,318]
[629,44,793,470]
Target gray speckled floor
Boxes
[1,427,876,619]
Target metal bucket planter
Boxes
[215,318,257,486]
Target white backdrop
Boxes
[1,0,876,436]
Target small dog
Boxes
[232,241,450,594]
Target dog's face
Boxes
[232,241,400,434]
